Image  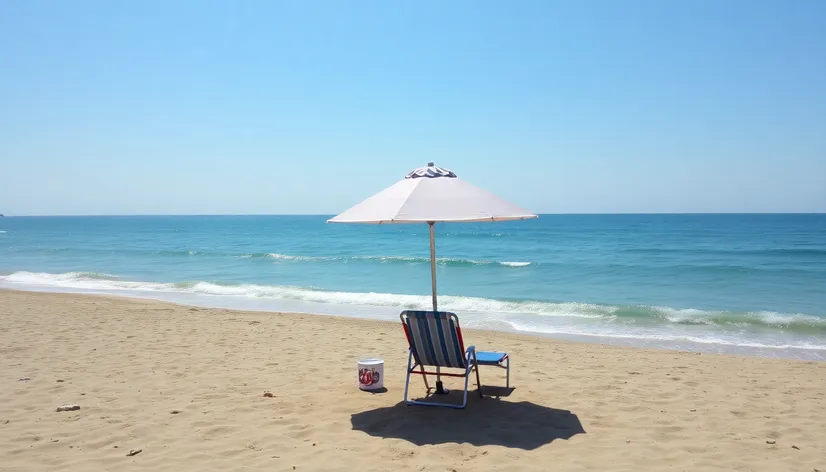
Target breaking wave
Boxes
[240,253,531,267]
[2,271,824,337]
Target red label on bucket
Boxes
[359,367,381,386]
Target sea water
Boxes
[1,214,824,359]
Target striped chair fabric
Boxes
[401,311,467,369]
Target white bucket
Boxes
[358,358,384,391]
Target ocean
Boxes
[1,214,824,360]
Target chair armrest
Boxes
[465,345,476,361]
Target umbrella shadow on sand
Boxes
[351,395,585,450]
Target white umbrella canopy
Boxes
[328,162,537,307]
[328,164,536,224]
[329,163,537,393]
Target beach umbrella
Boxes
[328,162,537,393]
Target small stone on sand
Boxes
[56,379,64,383]
[766,440,776,445]
[791,444,800,450]
[170,410,180,414]
[126,448,142,456]
[56,404,80,412]
[263,392,274,398]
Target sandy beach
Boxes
[1,289,824,471]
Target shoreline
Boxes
[2,289,825,471]
[1,282,824,362]
[0,287,785,362]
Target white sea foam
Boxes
[0,271,808,323]
[353,255,492,265]
[351,255,421,263]
[745,310,826,327]
[2,271,824,353]
[6,271,120,282]
[502,319,826,351]
[0,271,624,317]
[243,253,533,267]
[650,305,824,328]
[266,253,331,261]
[3,271,166,289]
[500,261,531,267]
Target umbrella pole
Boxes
[429,222,438,313]
[429,222,448,395]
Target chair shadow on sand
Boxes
[351,391,585,450]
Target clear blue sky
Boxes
[1,0,824,215]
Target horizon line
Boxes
[2,211,824,218]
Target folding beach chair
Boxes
[400,310,511,409]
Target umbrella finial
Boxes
[405,163,457,179]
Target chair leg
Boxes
[403,350,413,405]
[419,363,430,391]
[505,356,510,389]
[474,360,483,398]
[408,365,469,409]
[461,366,471,408]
